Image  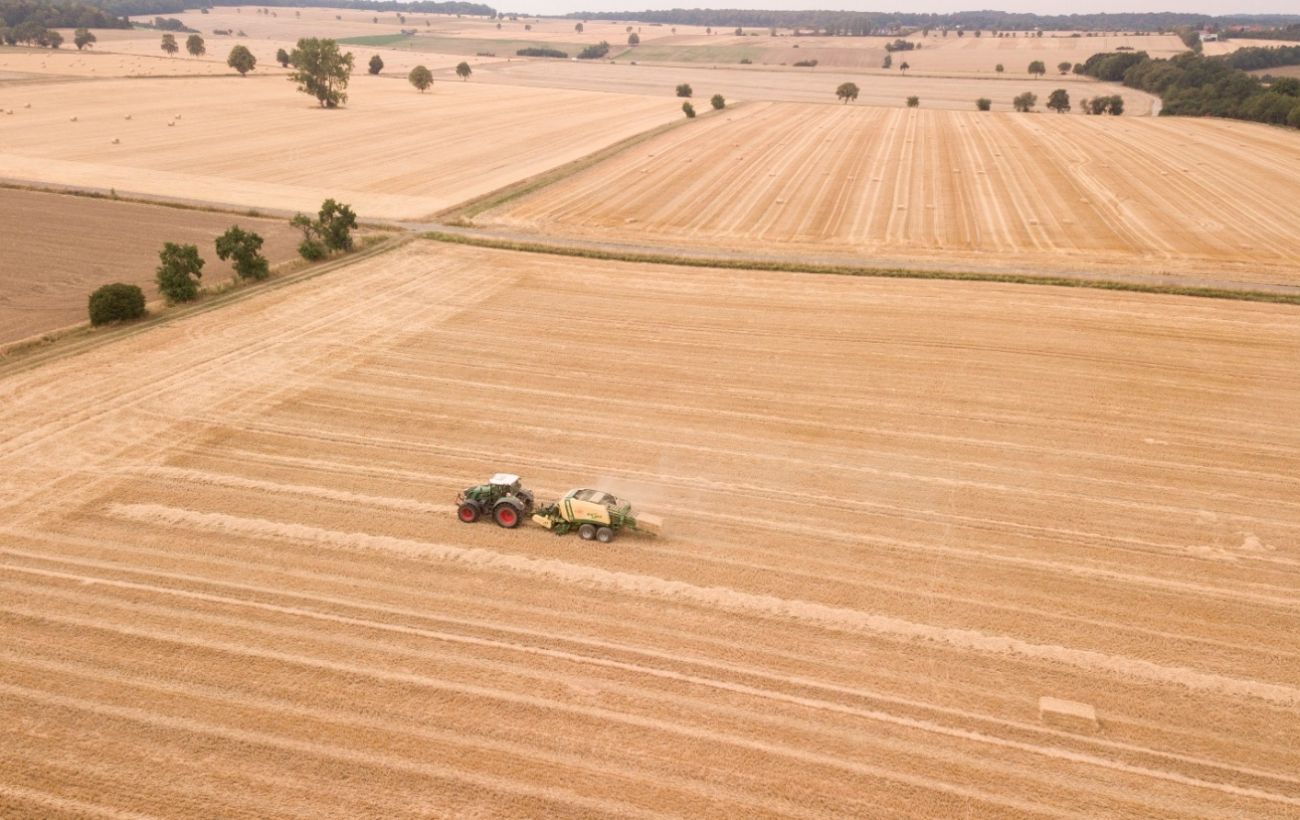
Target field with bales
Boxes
[3,240,1299,817]
[3,4,1300,817]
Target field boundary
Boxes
[433,105,731,224]
[420,230,1300,306]
[0,235,410,376]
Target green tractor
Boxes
[456,473,535,529]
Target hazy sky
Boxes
[505,1,1298,17]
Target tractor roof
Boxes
[490,473,520,486]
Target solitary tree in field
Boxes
[456,61,472,80]
[682,101,695,118]
[369,54,383,74]
[291,199,357,259]
[215,225,269,280]
[186,33,205,58]
[574,22,583,33]
[675,83,692,97]
[995,63,1004,73]
[1013,91,1037,112]
[882,54,892,69]
[74,28,95,50]
[409,64,433,92]
[976,97,992,110]
[627,32,639,45]
[227,44,256,75]
[899,60,909,74]
[1028,60,1046,78]
[711,93,725,110]
[289,38,354,107]
[155,242,204,303]
[836,81,859,103]
[275,47,290,67]
[1046,88,1071,113]
[161,33,178,56]
[1058,60,1071,75]
[906,95,919,107]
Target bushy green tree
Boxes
[882,54,892,69]
[275,47,290,67]
[976,97,992,110]
[1013,91,1038,112]
[1058,60,1072,75]
[88,283,145,326]
[215,225,269,280]
[155,242,204,303]
[995,63,1004,73]
[291,199,357,259]
[290,38,354,108]
[369,54,383,74]
[409,64,433,92]
[906,95,919,107]
[186,33,204,57]
[161,33,178,56]
[899,60,909,74]
[228,45,255,75]
[456,61,472,80]
[74,28,95,50]
[711,93,725,110]
[675,83,692,97]
[628,32,639,45]
[1028,60,1046,78]
[682,101,695,118]
[1047,88,1070,112]
[46,29,62,48]
[836,81,859,103]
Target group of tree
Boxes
[559,9,1300,36]
[2,21,60,46]
[1078,48,1300,127]
[883,38,916,52]
[1080,94,1124,115]
[0,0,128,31]
[1221,44,1300,72]
[92,0,493,17]
[577,40,609,59]
[516,46,566,58]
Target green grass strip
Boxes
[421,231,1300,306]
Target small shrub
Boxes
[906,96,919,107]
[369,54,383,74]
[676,83,692,97]
[682,101,695,118]
[1013,91,1038,112]
[976,97,992,110]
[739,57,751,64]
[88,283,145,326]
[298,239,327,260]
[792,58,817,67]
[710,93,725,110]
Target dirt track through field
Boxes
[482,102,1300,286]
[2,240,1299,817]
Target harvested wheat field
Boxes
[474,58,1156,112]
[2,239,1299,816]
[481,102,1300,286]
[615,31,1188,72]
[0,188,301,345]
[0,75,677,219]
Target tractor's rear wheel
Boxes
[494,504,521,529]
[578,523,596,540]
[596,526,614,543]
[457,502,480,523]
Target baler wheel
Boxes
[578,523,596,540]
[596,527,614,543]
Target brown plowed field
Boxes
[3,240,1299,817]
[0,188,301,345]
[482,102,1300,286]
[0,75,677,219]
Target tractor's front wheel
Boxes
[596,526,614,543]
[578,523,596,540]
[457,502,480,523]
[494,503,521,529]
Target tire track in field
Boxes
[9,548,1300,805]
[99,504,1300,707]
